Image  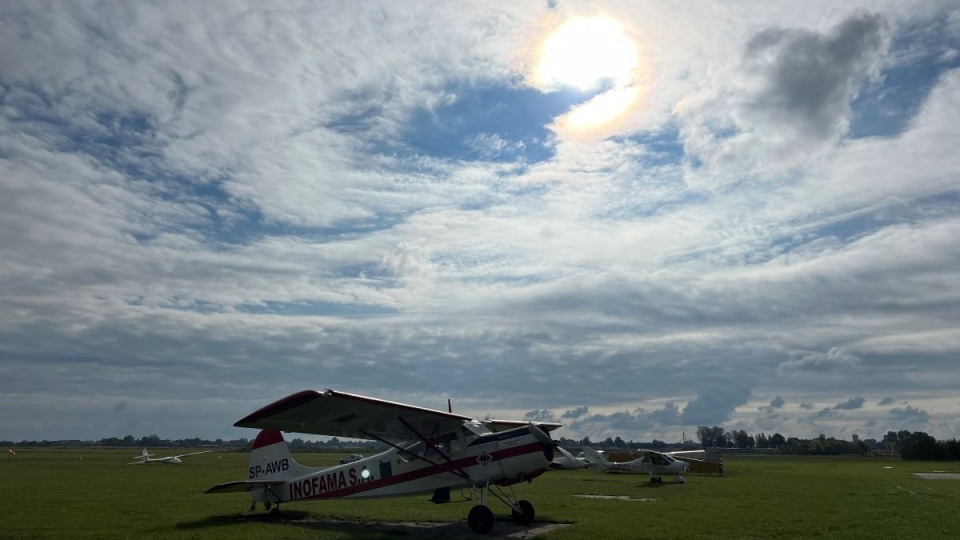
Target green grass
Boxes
[3,449,960,539]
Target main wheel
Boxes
[467,504,495,534]
[511,499,535,525]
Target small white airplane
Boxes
[205,389,560,534]
[128,448,211,464]
[550,446,589,469]
[581,447,689,483]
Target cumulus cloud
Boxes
[681,10,892,178]
[570,402,682,436]
[889,404,930,422]
[759,395,785,412]
[561,406,589,419]
[799,403,815,410]
[877,397,895,406]
[737,11,890,142]
[832,397,866,410]
[680,386,752,426]
[778,348,862,374]
[523,409,556,422]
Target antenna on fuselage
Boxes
[447,399,452,413]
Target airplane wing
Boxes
[483,419,562,433]
[173,450,212,459]
[233,389,475,443]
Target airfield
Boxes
[4,448,959,539]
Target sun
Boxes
[536,17,638,92]
[534,16,641,132]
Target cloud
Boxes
[0,2,958,443]
[113,402,128,413]
[778,348,862,374]
[759,395,785,412]
[523,409,556,423]
[681,10,893,179]
[877,397,895,406]
[680,387,752,426]
[832,397,866,410]
[737,11,890,142]
[799,403,815,410]
[889,405,930,422]
[561,406,589,419]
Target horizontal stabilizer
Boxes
[204,480,286,494]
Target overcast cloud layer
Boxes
[2,0,959,443]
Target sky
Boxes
[1,0,959,444]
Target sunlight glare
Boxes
[537,18,638,91]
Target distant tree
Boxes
[755,433,768,448]
[769,433,786,448]
[613,436,626,448]
[900,432,942,460]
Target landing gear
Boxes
[511,500,535,525]
[468,504,495,534]
[465,481,537,533]
[649,476,663,484]
[675,475,686,484]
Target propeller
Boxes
[529,422,557,462]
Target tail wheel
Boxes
[511,499,535,525]
[468,504,494,534]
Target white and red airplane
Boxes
[581,447,689,483]
[128,448,211,464]
[205,389,560,534]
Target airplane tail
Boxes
[581,447,612,467]
[247,430,311,481]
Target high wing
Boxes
[483,419,562,433]
[234,389,474,443]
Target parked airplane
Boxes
[128,448,211,464]
[581,447,689,483]
[550,446,588,469]
[205,389,560,534]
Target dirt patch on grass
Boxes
[911,472,960,480]
[575,494,660,501]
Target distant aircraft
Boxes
[581,447,689,483]
[128,448,211,464]
[205,388,560,533]
[550,446,588,469]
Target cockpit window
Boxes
[460,421,490,443]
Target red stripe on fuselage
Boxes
[294,441,546,501]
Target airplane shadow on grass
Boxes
[176,510,569,539]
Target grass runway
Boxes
[3,448,959,539]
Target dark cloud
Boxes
[680,386,752,425]
[740,10,890,141]
[561,406,589,419]
[799,403,814,410]
[889,405,930,422]
[832,397,865,410]
[877,397,895,406]
[759,395,785,412]
[113,401,128,413]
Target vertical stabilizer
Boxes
[247,430,311,482]
[581,447,612,467]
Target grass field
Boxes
[3,448,960,539]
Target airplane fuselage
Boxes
[252,425,550,502]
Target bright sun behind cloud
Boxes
[534,17,641,132]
